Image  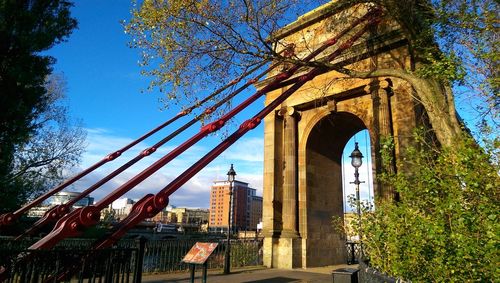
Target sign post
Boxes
[182,242,218,283]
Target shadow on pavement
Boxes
[241,277,301,283]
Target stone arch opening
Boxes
[260,1,422,269]
[302,112,367,267]
[341,130,374,215]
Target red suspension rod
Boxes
[28,8,381,250]
[0,115,175,228]
[93,9,382,250]
[0,57,270,229]
[92,15,344,210]
[15,59,282,240]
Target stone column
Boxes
[281,106,299,238]
[379,79,397,200]
[262,111,282,268]
[368,78,396,200]
[377,79,393,138]
[270,106,301,269]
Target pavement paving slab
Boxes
[142,264,358,283]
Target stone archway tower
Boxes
[257,2,424,269]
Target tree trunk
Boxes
[338,68,464,147]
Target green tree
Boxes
[0,0,79,212]
[431,0,499,125]
[128,2,499,280]
[125,0,498,146]
[2,74,86,213]
[361,134,499,282]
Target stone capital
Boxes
[278,106,299,118]
[326,100,337,113]
[363,78,393,95]
[378,78,391,89]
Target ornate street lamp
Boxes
[224,164,236,274]
[349,142,364,258]
[350,142,364,216]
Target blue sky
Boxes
[46,1,373,209]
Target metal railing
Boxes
[0,237,263,278]
[0,236,371,282]
[137,238,263,273]
[1,248,142,283]
[346,241,363,264]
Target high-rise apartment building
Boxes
[209,180,262,232]
[250,195,263,230]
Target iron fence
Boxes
[346,241,363,264]
[0,237,263,277]
[0,237,369,283]
[0,248,141,283]
[137,238,263,273]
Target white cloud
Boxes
[222,137,264,162]
[67,128,265,209]
[66,128,374,213]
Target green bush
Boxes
[362,134,499,282]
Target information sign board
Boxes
[182,242,218,264]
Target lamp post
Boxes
[224,164,236,274]
[349,142,364,257]
[349,142,364,218]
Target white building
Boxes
[27,191,94,217]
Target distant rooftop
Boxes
[212,179,249,186]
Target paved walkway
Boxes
[142,264,358,283]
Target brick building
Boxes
[209,180,262,232]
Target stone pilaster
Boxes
[266,106,302,269]
[262,110,282,268]
[377,79,393,138]
[280,106,299,238]
[368,78,396,200]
